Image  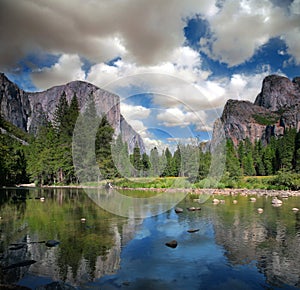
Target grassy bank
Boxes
[112,172,300,191]
[35,171,300,191]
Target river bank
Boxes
[11,184,300,197]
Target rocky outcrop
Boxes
[120,115,146,153]
[255,75,300,111]
[0,73,31,131]
[212,75,300,146]
[0,73,144,153]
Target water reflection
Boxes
[0,188,299,289]
[0,187,141,287]
[210,195,300,288]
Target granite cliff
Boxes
[0,73,145,153]
[213,74,300,146]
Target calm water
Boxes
[0,187,299,289]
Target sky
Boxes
[0,0,300,152]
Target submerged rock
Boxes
[212,198,220,204]
[272,197,283,206]
[187,229,200,233]
[257,208,264,214]
[175,207,183,213]
[45,240,60,247]
[165,240,178,248]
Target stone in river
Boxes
[175,207,183,213]
[45,240,60,247]
[165,240,178,248]
[187,229,200,233]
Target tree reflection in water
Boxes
[0,188,299,289]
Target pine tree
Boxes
[294,131,300,172]
[172,145,181,177]
[141,153,151,176]
[150,147,160,177]
[278,128,296,170]
[162,147,172,176]
[263,145,275,175]
[95,115,115,179]
[131,142,142,177]
[198,150,211,179]
[53,91,69,136]
[67,93,80,137]
[225,139,241,178]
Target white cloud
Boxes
[0,0,217,69]
[201,0,300,66]
[31,54,85,89]
[120,103,151,120]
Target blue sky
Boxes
[0,0,299,152]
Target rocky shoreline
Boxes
[11,184,300,197]
[115,187,300,197]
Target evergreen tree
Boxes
[278,128,296,170]
[225,139,241,178]
[172,145,182,177]
[294,131,300,172]
[130,142,142,177]
[162,147,173,176]
[242,153,256,176]
[150,147,160,176]
[141,153,151,176]
[198,150,211,179]
[53,91,69,136]
[112,135,131,177]
[67,93,80,137]
[27,122,57,185]
[237,141,246,169]
[95,115,116,179]
[253,140,265,175]
[263,145,275,175]
[0,131,28,185]
[72,96,99,183]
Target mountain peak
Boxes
[213,74,300,146]
[254,74,300,111]
[0,73,145,153]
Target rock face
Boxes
[212,75,300,146]
[0,73,144,153]
[0,73,31,130]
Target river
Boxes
[0,187,299,289]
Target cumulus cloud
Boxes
[30,54,85,89]
[0,0,216,69]
[201,0,300,66]
[120,103,151,120]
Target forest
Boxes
[1,92,300,188]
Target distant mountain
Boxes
[212,74,300,146]
[0,73,145,153]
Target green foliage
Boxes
[277,128,296,170]
[0,115,31,143]
[225,139,242,179]
[270,170,300,190]
[0,131,28,185]
[253,113,279,125]
[95,115,116,179]
[198,150,211,179]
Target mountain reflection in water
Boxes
[0,188,299,289]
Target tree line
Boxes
[225,128,300,179]
[0,92,300,186]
